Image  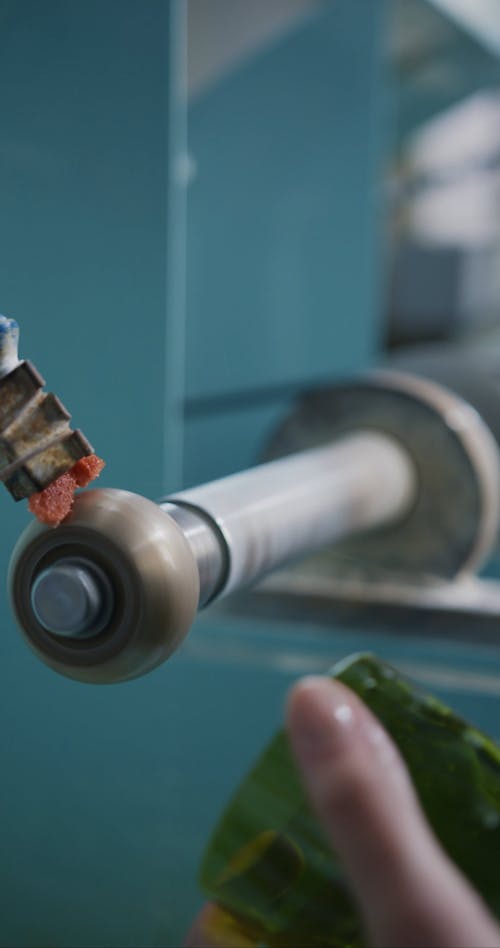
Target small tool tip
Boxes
[0,317,19,348]
[0,315,19,333]
[0,316,20,377]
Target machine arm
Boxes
[8,369,500,683]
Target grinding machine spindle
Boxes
[5,318,500,683]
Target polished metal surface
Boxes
[31,557,114,639]
[9,489,200,683]
[264,372,500,580]
[11,371,500,685]
[10,432,415,678]
[160,502,228,606]
[168,431,416,597]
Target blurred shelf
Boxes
[391,0,500,138]
[428,0,500,59]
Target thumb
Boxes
[286,676,500,948]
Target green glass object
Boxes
[200,653,500,947]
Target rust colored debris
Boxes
[28,454,105,526]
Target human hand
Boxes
[285,676,500,948]
[186,676,500,947]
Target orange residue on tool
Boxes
[28,454,105,526]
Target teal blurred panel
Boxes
[185,0,386,402]
[183,395,293,486]
[0,0,184,498]
[0,2,190,945]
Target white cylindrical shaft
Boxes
[167,431,416,598]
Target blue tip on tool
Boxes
[0,316,20,378]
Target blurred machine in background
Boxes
[388,1,500,345]
[1,1,500,946]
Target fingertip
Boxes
[286,674,331,718]
[286,675,355,725]
[286,676,361,765]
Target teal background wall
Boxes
[1,1,500,946]
[0,2,192,944]
[0,0,179,499]
[183,0,385,485]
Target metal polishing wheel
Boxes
[8,489,200,684]
[263,369,500,581]
[7,368,500,685]
[8,424,416,684]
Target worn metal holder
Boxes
[0,320,92,500]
